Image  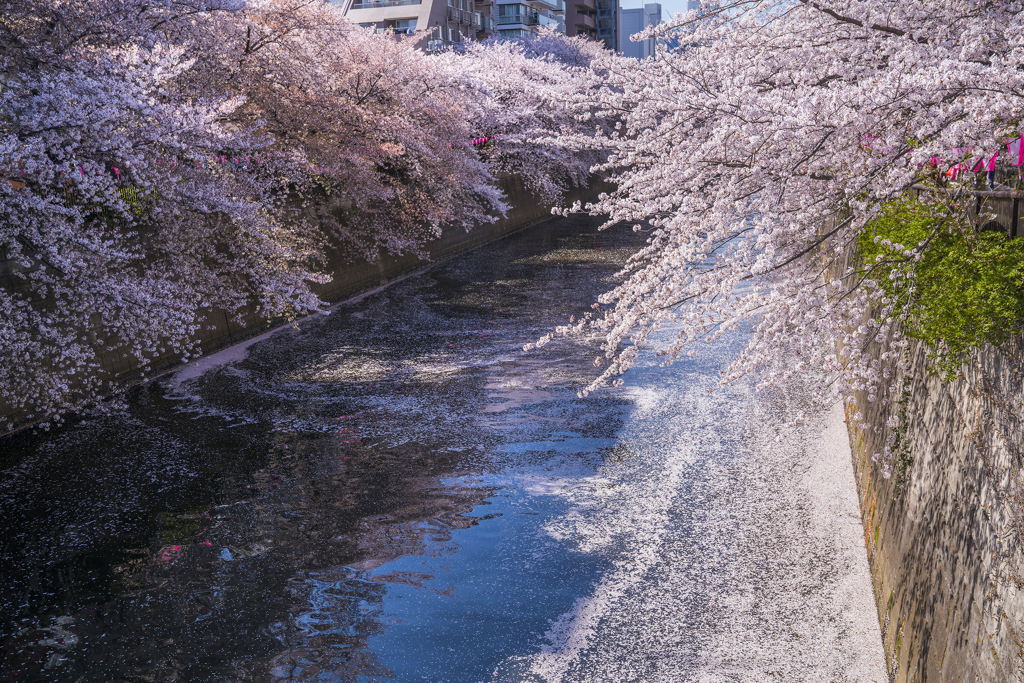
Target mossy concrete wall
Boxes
[1,176,609,429]
[825,210,1024,682]
[847,321,1024,682]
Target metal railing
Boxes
[447,7,473,23]
[532,12,560,27]
[526,0,562,11]
[497,10,557,25]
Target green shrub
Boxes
[858,198,1024,380]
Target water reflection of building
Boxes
[248,437,496,682]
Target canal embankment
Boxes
[848,337,1024,683]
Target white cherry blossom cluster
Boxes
[541,0,1024,471]
[436,29,609,204]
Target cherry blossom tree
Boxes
[173,0,509,261]
[1,38,328,426]
[541,0,1024,471]
[439,30,610,204]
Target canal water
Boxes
[0,214,886,682]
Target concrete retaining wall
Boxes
[848,317,1024,682]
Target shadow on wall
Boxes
[841,241,1024,682]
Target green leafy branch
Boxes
[858,197,1024,381]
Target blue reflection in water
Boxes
[368,493,606,681]
[296,572,383,640]
[283,468,612,682]
[0,215,643,683]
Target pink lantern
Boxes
[1007,134,1024,166]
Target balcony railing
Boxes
[350,0,421,8]
[498,10,558,25]
[527,0,562,11]
[447,7,472,23]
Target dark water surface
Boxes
[0,215,646,682]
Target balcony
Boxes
[447,6,473,23]
[474,11,496,29]
[498,10,559,26]
[574,12,595,28]
[349,0,421,8]
[527,0,562,12]
[574,0,595,10]
[532,12,561,27]
[475,0,494,6]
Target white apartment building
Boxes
[495,0,565,39]
[340,0,497,47]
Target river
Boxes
[0,214,886,682]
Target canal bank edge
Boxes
[0,175,613,434]
[844,320,1024,680]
